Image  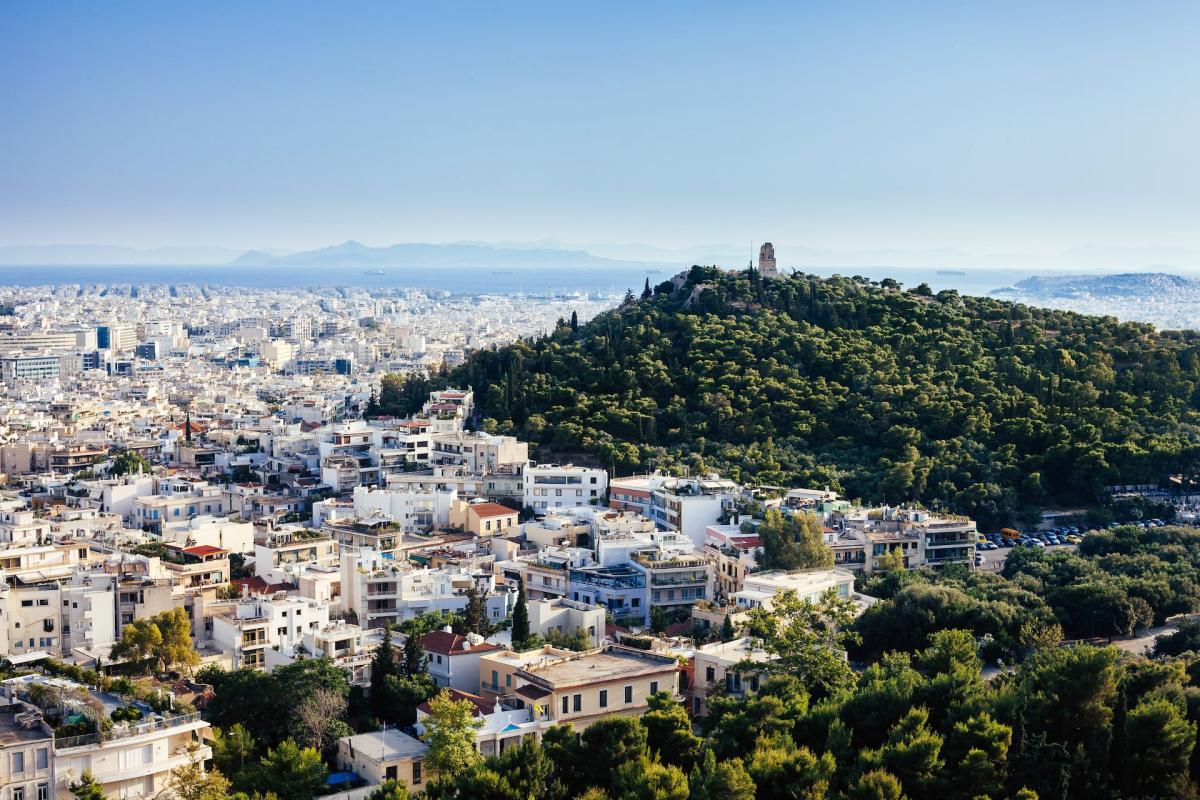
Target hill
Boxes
[1009,271,1200,298]
[426,266,1200,527]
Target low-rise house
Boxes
[421,630,505,692]
[414,689,551,757]
[689,636,778,716]
[526,597,605,648]
[502,645,679,731]
[336,729,428,796]
[449,500,519,537]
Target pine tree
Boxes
[463,585,488,635]
[511,577,531,648]
[642,277,653,300]
[69,771,106,800]
[623,288,636,305]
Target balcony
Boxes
[54,712,205,751]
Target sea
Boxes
[0,263,1052,298]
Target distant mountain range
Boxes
[231,240,664,269]
[7,240,1200,271]
[1003,272,1200,298]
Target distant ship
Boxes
[492,270,515,275]
[646,269,663,274]
[937,270,966,276]
[363,269,386,275]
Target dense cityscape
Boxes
[7,2,1200,799]
[0,250,1195,800]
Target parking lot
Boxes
[976,541,1075,571]
[974,519,1170,571]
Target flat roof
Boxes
[520,648,676,688]
[342,728,428,762]
[0,705,52,746]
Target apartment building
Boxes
[647,476,740,547]
[429,431,527,474]
[265,619,381,686]
[482,645,679,731]
[837,507,977,572]
[701,523,760,601]
[523,464,606,512]
[253,527,339,585]
[631,548,712,616]
[130,481,224,533]
[414,688,551,758]
[731,568,872,612]
[352,485,457,533]
[159,545,229,590]
[1,674,212,800]
[210,594,330,669]
[567,563,647,626]
[0,702,54,800]
[340,550,510,628]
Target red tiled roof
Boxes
[182,545,226,557]
[416,688,493,717]
[231,576,293,594]
[469,502,518,519]
[420,630,503,656]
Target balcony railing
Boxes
[55,712,203,750]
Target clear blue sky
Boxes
[2,1,1198,255]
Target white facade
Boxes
[523,464,607,512]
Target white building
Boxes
[351,485,457,533]
[523,464,607,512]
[210,594,331,670]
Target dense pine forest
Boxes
[386,266,1200,527]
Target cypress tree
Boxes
[402,630,425,677]
[721,613,735,642]
[570,310,579,332]
[370,626,398,718]
[511,577,531,648]
[642,277,652,300]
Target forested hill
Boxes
[433,266,1200,526]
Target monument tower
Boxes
[757,242,777,275]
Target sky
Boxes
[2,1,1199,257]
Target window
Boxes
[13,751,24,773]
[37,785,47,800]
[562,696,569,714]
[599,689,608,708]
[36,749,47,770]
[573,694,581,712]
[20,600,32,608]
[13,787,23,800]
[624,685,633,704]
[413,761,422,785]
[650,681,659,696]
